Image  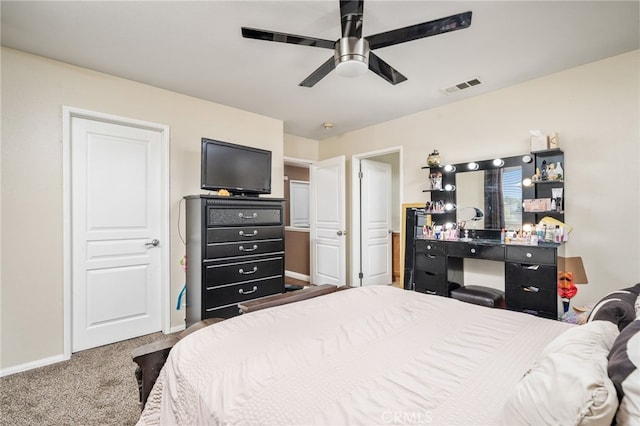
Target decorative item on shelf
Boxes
[540,160,548,180]
[554,162,564,180]
[551,188,563,212]
[426,149,441,167]
[557,256,588,318]
[429,171,442,190]
[530,130,559,152]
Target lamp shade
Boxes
[558,256,588,284]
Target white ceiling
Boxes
[2,1,638,140]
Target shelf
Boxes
[524,210,564,214]
[532,179,564,184]
[422,189,455,193]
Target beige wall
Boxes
[284,133,319,161]
[1,48,284,371]
[320,50,640,307]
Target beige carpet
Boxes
[0,332,169,426]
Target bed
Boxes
[136,284,639,425]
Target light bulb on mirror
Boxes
[493,158,504,167]
[444,164,456,172]
[444,184,456,191]
[467,162,479,170]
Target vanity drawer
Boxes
[415,240,446,256]
[506,246,556,265]
[505,263,557,292]
[207,225,282,243]
[505,284,557,319]
[447,242,505,261]
[204,256,283,287]
[413,270,448,296]
[207,207,282,226]
[414,252,446,274]
[206,239,284,259]
[205,276,283,310]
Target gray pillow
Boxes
[587,284,640,331]
[608,319,640,425]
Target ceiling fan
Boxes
[241,0,472,87]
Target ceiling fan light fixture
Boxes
[334,37,369,78]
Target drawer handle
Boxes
[521,285,540,293]
[526,252,533,258]
[238,212,258,219]
[239,285,258,295]
[526,265,540,270]
[239,266,258,275]
[470,248,477,254]
[239,230,258,237]
[425,290,436,295]
[239,244,258,252]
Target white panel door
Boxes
[71,117,162,352]
[360,159,392,286]
[310,156,345,286]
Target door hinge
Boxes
[358,272,364,279]
[358,171,363,179]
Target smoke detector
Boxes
[442,77,482,95]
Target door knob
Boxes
[337,230,347,236]
[145,239,160,247]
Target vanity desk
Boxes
[405,151,566,320]
[408,234,564,319]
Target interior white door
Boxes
[360,159,392,286]
[310,156,346,286]
[71,117,162,352]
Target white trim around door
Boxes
[351,146,403,287]
[62,106,170,359]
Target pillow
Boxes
[587,284,640,331]
[502,321,620,426]
[608,320,640,425]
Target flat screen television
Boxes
[201,138,272,196]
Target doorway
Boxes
[351,147,402,287]
[63,107,170,357]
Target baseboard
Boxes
[169,323,186,334]
[285,270,310,282]
[0,353,66,378]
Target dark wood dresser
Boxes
[184,195,285,327]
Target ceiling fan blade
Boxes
[368,52,407,85]
[339,0,364,38]
[299,56,336,87]
[366,11,472,50]
[242,27,335,49]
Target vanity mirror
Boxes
[452,155,531,232]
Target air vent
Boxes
[442,78,482,95]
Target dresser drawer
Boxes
[415,239,446,256]
[207,207,282,226]
[506,246,556,265]
[447,242,504,261]
[206,239,284,259]
[505,263,557,292]
[203,303,245,319]
[204,257,283,287]
[414,270,448,296]
[206,225,282,243]
[505,284,557,319]
[205,276,283,309]
[414,252,446,274]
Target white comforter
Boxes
[138,285,572,425]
